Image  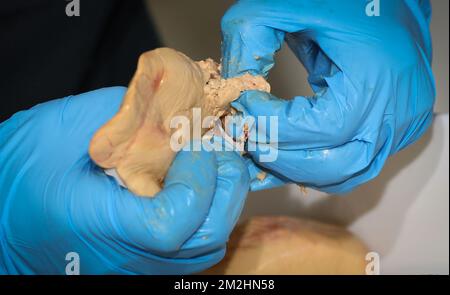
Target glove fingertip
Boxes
[216,151,250,188]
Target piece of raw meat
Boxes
[202,216,369,275]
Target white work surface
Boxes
[242,114,449,275]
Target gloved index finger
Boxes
[177,150,250,257]
[111,148,218,255]
[220,2,286,78]
[221,0,329,78]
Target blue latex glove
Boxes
[221,0,436,193]
[0,87,250,274]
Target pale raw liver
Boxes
[89,48,269,197]
[202,216,369,275]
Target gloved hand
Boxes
[0,87,249,274]
[221,0,435,193]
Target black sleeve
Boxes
[0,0,161,122]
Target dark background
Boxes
[0,0,160,122]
